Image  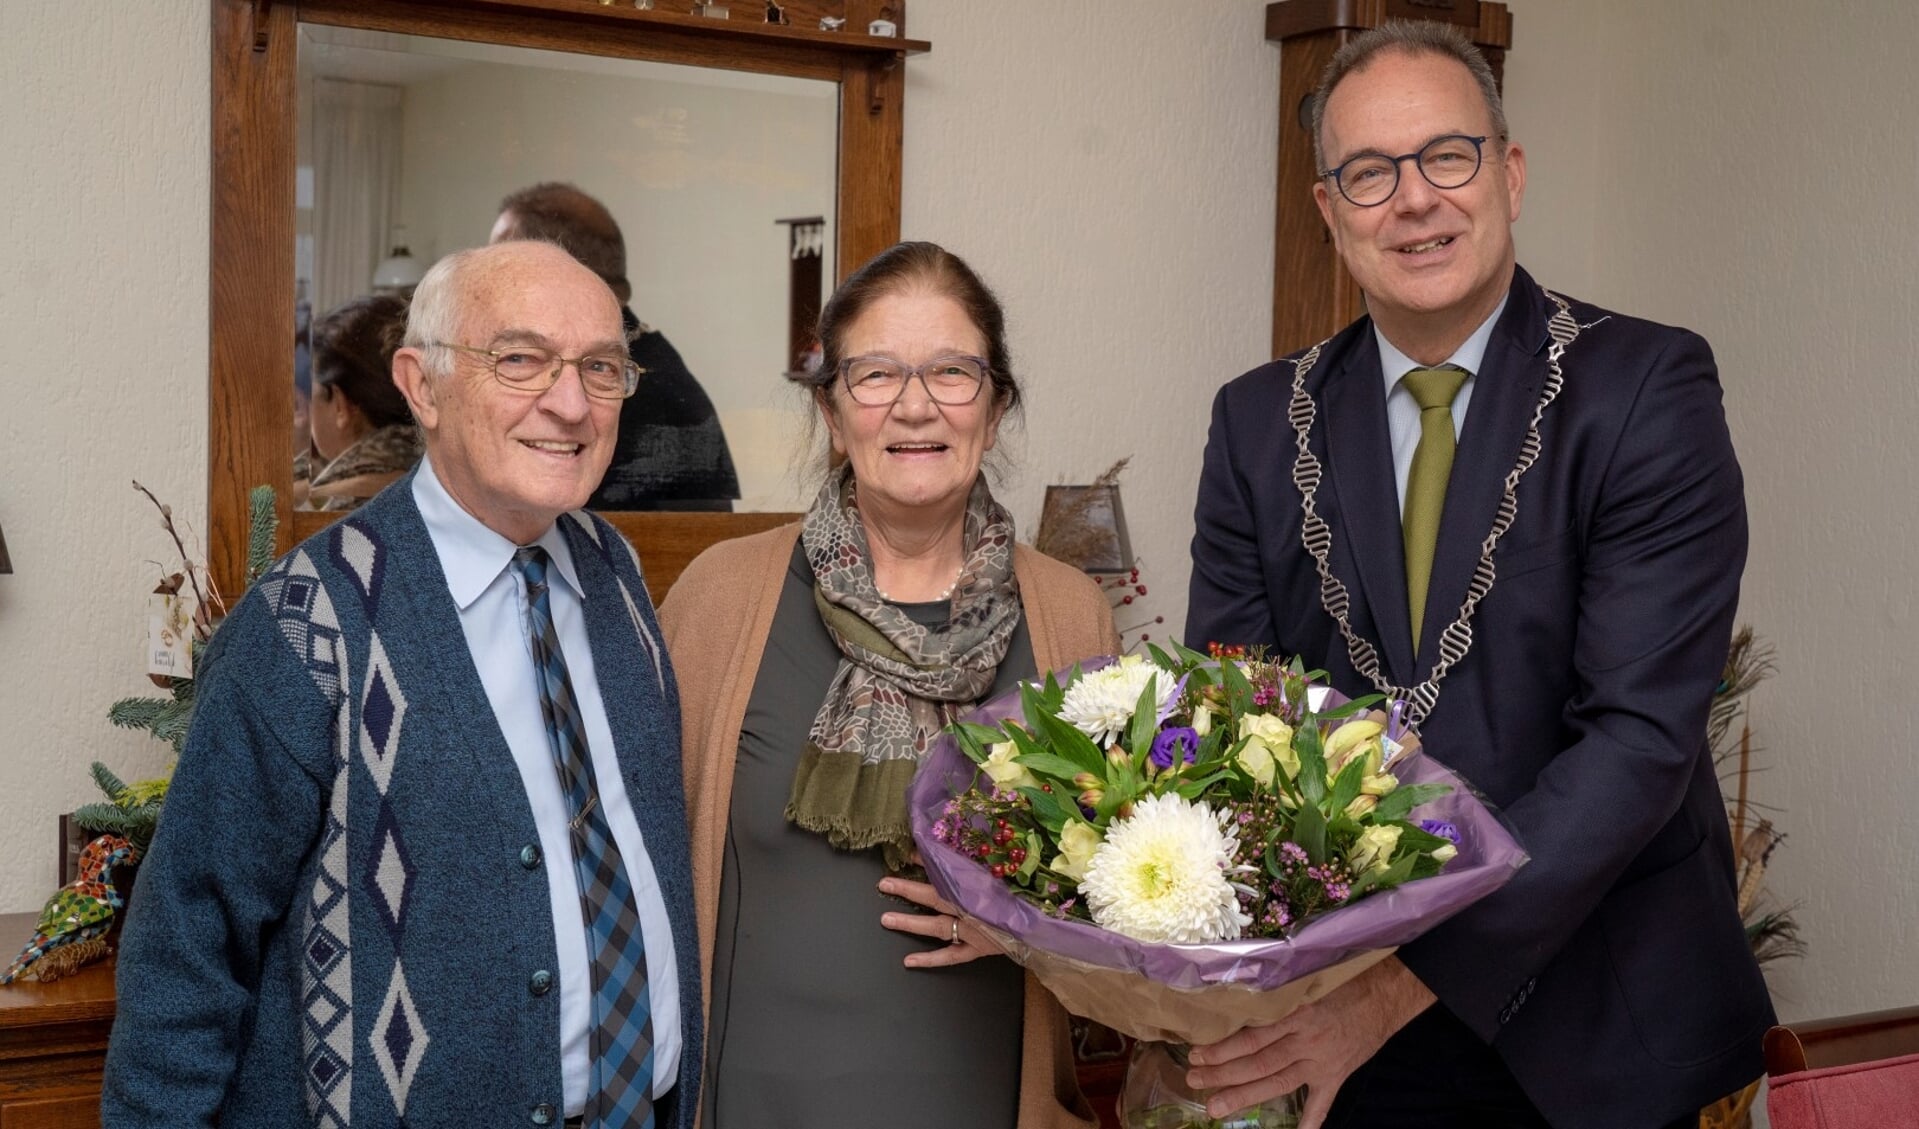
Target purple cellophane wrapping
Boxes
[908,670,1529,1043]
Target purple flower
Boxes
[1150,726,1200,769]
[1418,819,1461,844]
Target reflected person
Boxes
[304,293,423,511]
[491,182,741,512]
[105,241,703,1128]
[660,242,1116,1128]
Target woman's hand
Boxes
[877,875,1004,968]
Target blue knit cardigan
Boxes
[103,477,703,1128]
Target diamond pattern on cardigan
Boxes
[264,548,356,1129]
[365,803,417,942]
[333,520,387,611]
[371,962,431,1117]
[359,633,405,796]
[260,551,347,704]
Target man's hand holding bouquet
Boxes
[909,644,1526,1128]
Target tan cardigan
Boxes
[659,523,1119,1129]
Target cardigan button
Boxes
[530,969,554,996]
[520,843,542,869]
[531,1102,556,1125]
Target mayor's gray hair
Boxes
[1310,20,1509,174]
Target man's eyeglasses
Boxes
[838,354,990,407]
[1320,134,1492,208]
[434,342,643,400]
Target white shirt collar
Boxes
[412,456,585,611]
[1375,293,1510,392]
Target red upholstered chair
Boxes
[1764,1006,1919,1128]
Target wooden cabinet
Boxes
[0,914,113,1129]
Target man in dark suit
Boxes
[1182,21,1773,1129]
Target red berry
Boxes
[1009,848,1027,864]
[975,844,991,859]
[990,864,1007,878]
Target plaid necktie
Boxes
[514,547,655,1129]
[1401,365,1470,653]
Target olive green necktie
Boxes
[1402,365,1469,652]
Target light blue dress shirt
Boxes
[412,459,680,1114]
[1375,294,1509,514]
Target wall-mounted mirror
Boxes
[209,0,926,598]
[295,26,838,515]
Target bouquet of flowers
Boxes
[909,644,1527,1128]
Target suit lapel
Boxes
[1322,337,1417,684]
[1416,270,1551,677]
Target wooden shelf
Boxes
[465,0,931,57]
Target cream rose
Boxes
[1051,819,1104,882]
[981,741,1039,792]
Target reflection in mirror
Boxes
[294,25,838,514]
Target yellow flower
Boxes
[1344,794,1377,819]
[1052,819,1104,882]
[1191,703,1213,738]
[1237,740,1277,788]
[1237,714,1300,782]
[1325,720,1384,780]
[1359,771,1398,796]
[981,741,1038,792]
[1349,824,1403,874]
[1431,842,1458,865]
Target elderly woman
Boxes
[304,294,422,510]
[661,242,1117,1127]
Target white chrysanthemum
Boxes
[1079,793,1252,945]
[1057,657,1177,745]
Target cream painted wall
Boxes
[1,0,1909,1043]
[902,0,1280,649]
[0,2,209,911]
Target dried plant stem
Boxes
[1732,725,1751,846]
[131,479,223,639]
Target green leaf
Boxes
[1328,753,1366,815]
[1169,639,1214,667]
[1294,724,1329,806]
[1018,752,1097,781]
[1018,786,1075,832]
[1294,800,1327,864]
[1219,658,1257,717]
[1019,684,1106,774]
[1367,852,1418,892]
[1018,831,1044,880]
[1316,693,1386,720]
[245,484,281,584]
[1126,672,1164,763]
[1146,642,1177,671]
[1371,782,1453,823]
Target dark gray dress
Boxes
[701,545,1033,1128]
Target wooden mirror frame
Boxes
[209,0,928,599]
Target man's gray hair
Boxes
[1310,20,1509,174]
[403,247,489,379]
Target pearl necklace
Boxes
[875,568,962,604]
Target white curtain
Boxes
[312,79,404,317]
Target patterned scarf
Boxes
[790,463,1021,864]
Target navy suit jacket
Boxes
[1186,267,1774,1128]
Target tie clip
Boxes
[569,794,598,833]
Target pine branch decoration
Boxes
[73,760,168,859]
[245,484,278,584]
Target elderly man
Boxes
[105,241,702,1129]
[491,182,740,512]
[1184,21,1772,1129]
